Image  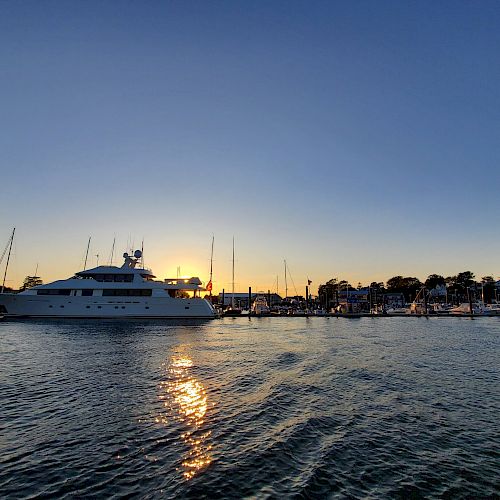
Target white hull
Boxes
[0,294,215,319]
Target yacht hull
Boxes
[0,294,215,319]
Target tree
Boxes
[386,276,404,291]
[368,282,385,305]
[386,276,423,302]
[452,271,475,293]
[425,274,446,290]
[318,278,354,308]
[318,278,338,308]
[20,276,43,291]
[369,282,385,292]
[480,276,496,303]
[445,272,476,303]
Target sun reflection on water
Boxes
[159,354,212,479]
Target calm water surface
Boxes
[1,317,499,498]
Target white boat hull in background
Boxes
[0,295,215,319]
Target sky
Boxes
[1,0,499,294]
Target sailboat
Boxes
[224,237,242,316]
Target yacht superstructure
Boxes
[0,250,215,319]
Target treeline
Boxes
[318,272,498,303]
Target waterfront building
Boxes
[218,292,282,308]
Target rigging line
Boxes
[108,236,116,266]
[286,261,299,296]
[0,235,11,267]
[1,227,15,294]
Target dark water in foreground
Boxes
[1,317,499,499]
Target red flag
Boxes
[206,280,213,291]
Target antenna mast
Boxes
[83,236,91,271]
[1,227,15,294]
[109,236,116,266]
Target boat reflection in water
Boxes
[159,353,212,479]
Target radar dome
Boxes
[134,249,142,259]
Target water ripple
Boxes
[0,317,499,498]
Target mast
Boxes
[231,237,235,308]
[141,238,144,269]
[284,259,288,300]
[1,227,15,294]
[209,234,214,296]
[109,236,116,266]
[83,236,91,271]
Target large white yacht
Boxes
[0,250,215,319]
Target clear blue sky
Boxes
[1,0,499,292]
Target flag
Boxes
[206,280,213,291]
[307,279,312,286]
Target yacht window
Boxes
[37,289,72,295]
[102,289,152,297]
[81,290,93,296]
[83,273,134,282]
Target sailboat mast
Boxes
[231,237,235,308]
[1,227,15,294]
[209,234,214,296]
[284,259,288,300]
[83,236,91,271]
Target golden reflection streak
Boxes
[159,354,212,479]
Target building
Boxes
[217,292,282,308]
[336,289,370,313]
[384,293,405,308]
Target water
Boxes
[1,317,499,498]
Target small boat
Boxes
[288,309,307,316]
[251,296,270,316]
[484,303,500,315]
[386,306,410,315]
[224,307,242,317]
[450,302,487,315]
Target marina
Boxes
[1,2,499,497]
[0,231,498,321]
